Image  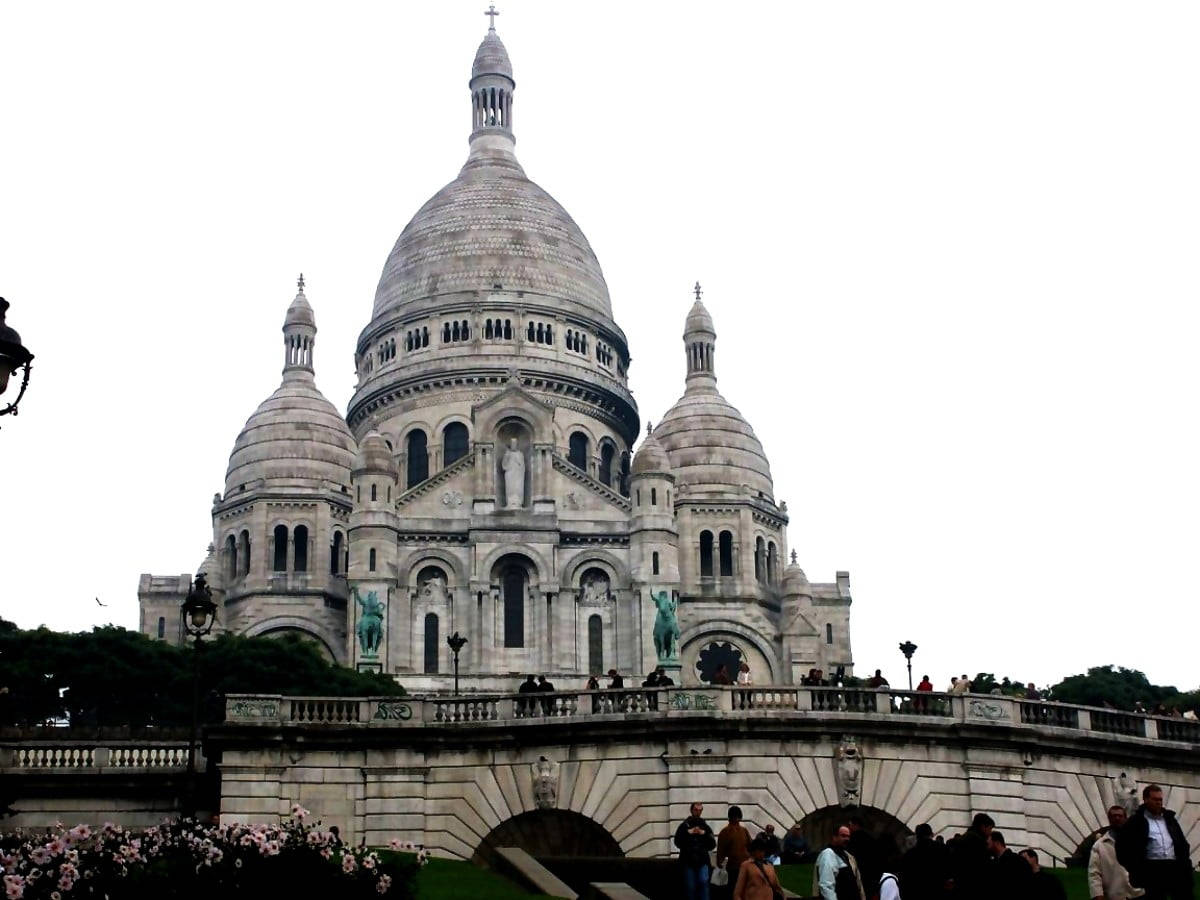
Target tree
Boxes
[1047,665,1179,711]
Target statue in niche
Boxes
[501,438,526,508]
[652,589,680,662]
[1113,771,1139,816]
[353,588,384,656]
[580,573,609,605]
[420,572,448,605]
[835,738,862,807]
[532,756,559,809]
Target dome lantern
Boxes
[283,273,316,379]
[470,7,515,148]
[684,282,717,391]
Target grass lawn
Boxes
[413,856,565,900]
[774,863,1090,899]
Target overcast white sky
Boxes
[2,1,1197,692]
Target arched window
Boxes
[587,614,603,675]
[486,320,494,339]
[443,422,469,466]
[239,529,251,576]
[225,535,238,580]
[527,322,535,341]
[369,547,377,572]
[652,551,660,576]
[502,564,525,648]
[331,532,344,575]
[599,442,615,487]
[719,530,734,577]
[650,487,657,506]
[568,432,588,470]
[699,530,714,577]
[442,323,451,343]
[293,525,309,572]
[406,429,428,487]
[755,537,765,583]
[273,525,288,572]
[767,541,778,584]
[503,319,512,340]
[371,483,377,502]
[826,623,833,645]
[424,613,439,674]
[636,490,641,506]
[157,616,165,640]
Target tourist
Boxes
[813,824,866,900]
[655,665,675,687]
[536,674,556,715]
[867,669,889,689]
[950,675,971,695]
[642,669,660,710]
[914,674,934,713]
[733,833,785,900]
[517,673,538,716]
[737,662,753,685]
[986,830,1033,898]
[917,675,934,692]
[674,801,717,900]
[878,870,901,900]
[713,664,732,685]
[586,674,601,712]
[607,668,624,689]
[899,823,948,899]
[782,823,810,864]
[1019,849,1066,900]
[947,812,993,899]
[606,668,626,711]
[847,815,881,893]
[1117,784,1193,899]
[1025,683,1042,701]
[755,824,781,864]
[716,806,752,898]
[1089,805,1144,900]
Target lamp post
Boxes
[898,640,918,691]
[446,632,468,696]
[0,298,35,423]
[180,573,217,819]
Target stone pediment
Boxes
[552,453,631,513]
[472,379,554,417]
[397,452,475,510]
[781,607,819,637]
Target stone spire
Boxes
[282,273,316,378]
[683,283,717,392]
[470,10,516,148]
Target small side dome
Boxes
[353,430,398,479]
[284,292,315,329]
[783,550,808,589]
[472,30,513,81]
[631,428,671,477]
[196,543,218,579]
[684,298,715,336]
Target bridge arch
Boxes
[471,809,623,869]
[798,805,914,865]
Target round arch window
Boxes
[695,641,743,684]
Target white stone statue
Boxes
[421,573,448,605]
[532,755,559,809]
[581,574,609,605]
[501,438,525,508]
[835,738,862,807]
[1113,771,1139,816]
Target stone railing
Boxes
[1,742,198,772]
[221,688,1200,745]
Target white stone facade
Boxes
[137,23,855,690]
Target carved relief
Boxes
[419,569,449,605]
[835,738,862,807]
[968,699,1010,721]
[531,755,560,809]
[578,570,610,606]
[1113,770,1139,816]
[441,490,464,507]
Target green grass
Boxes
[774,863,1089,900]
[414,857,564,900]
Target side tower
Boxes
[348,431,400,673]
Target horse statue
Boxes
[354,588,385,655]
[651,590,680,662]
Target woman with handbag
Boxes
[733,834,786,900]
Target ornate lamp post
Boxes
[0,299,35,422]
[898,640,918,691]
[181,573,217,819]
[446,632,468,696]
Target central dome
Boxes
[371,154,613,319]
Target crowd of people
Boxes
[673,784,1194,900]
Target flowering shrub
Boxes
[0,808,422,899]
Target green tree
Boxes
[1047,665,1177,711]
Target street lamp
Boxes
[446,631,468,696]
[898,640,918,691]
[181,573,217,819]
[0,298,35,422]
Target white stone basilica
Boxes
[138,21,855,692]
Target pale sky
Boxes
[2,1,1197,692]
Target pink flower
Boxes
[376,874,393,894]
[342,854,357,873]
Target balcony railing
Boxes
[219,688,1200,746]
[2,742,197,772]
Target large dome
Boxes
[371,153,613,320]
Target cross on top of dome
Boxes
[694,281,703,301]
[485,4,499,31]
[297,273,305,293]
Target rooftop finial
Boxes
[485,3,499,31]
[791,550,798,564]
[646,421,653,436]
[693,281,702,301]
[297,273,305,293]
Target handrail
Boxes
[1,741,198,771]
[215,687,1200,745]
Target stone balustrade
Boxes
[1,741,198,772]
[220,687,1200,745]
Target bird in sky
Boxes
[95,597,107,607]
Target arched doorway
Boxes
[798,805,913,868]
[472,809,623,870]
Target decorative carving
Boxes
[229,700,279,718]
[835,739,862,807]
[420,571,449,605]
[1113,771,1139,816]
[441,490,464,507]
[564,491,581,510]
[373,701,413,722]
[669,692,717,711]
[354,588,385,656]
[651,589,680,662]
[501,438,526,508]
[531,755,560,809]
[579,571,610,606]
[968,699,1010,721]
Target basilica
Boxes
[137,21,855,692]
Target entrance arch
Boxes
[471,810,623,869]
[798,805,914,866]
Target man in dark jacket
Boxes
[1117,783,1193,899]
[517,674,537,716]
[986,831,1033,899]
[674,802,717,900]
[847,815,881,894]
[1018,849,1066,900]
[948,812,994,898]
[899,823,949,899]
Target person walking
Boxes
[675,802,717,900]
[1019,849,1067,900]
[814,824,867,900]
[986,831,1033,899]
[899,823,948,899]
[1090,805,1145,900]
[716,806,752,898]
[733,834,785,900]
[1117,784,1193,900]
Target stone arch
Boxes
[402,549,468,588]
[480,544,549,585]
[559,550,629,590]
[797,805,913,867]
[679,621,779,683]
[244,616,339,662]
[471,809,623,870]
